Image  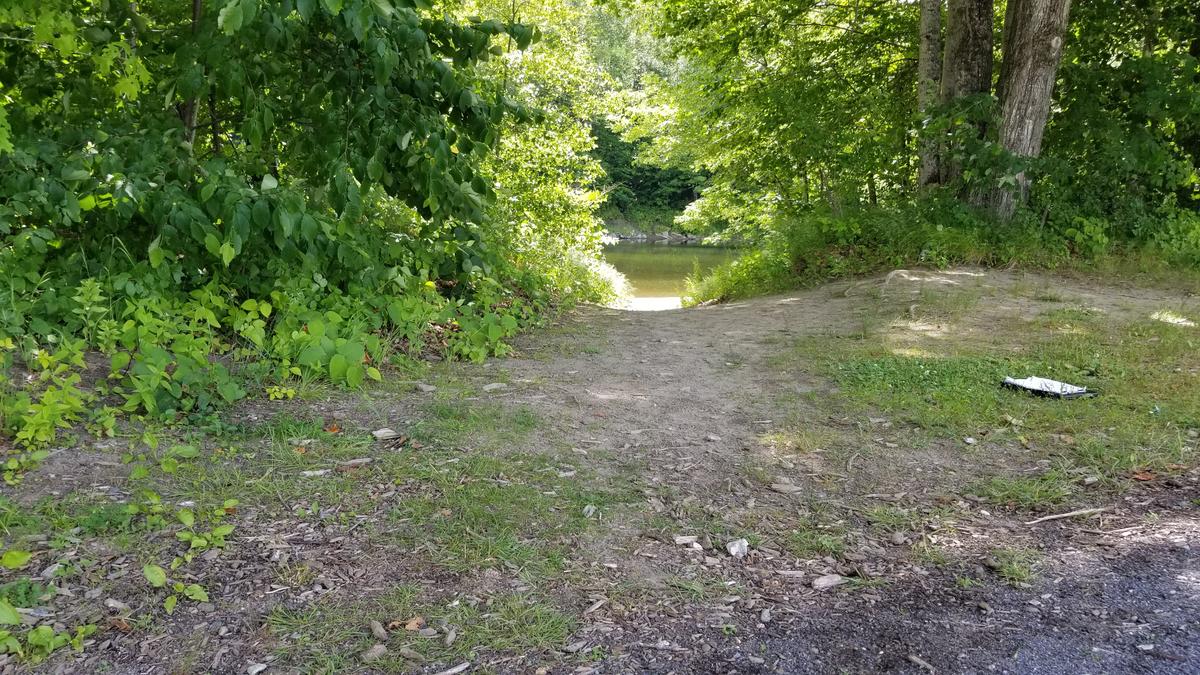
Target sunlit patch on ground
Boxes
[1152,310,1196,327]
[622,296,684,311]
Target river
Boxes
[603,243,737,311]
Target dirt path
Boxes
[462,269,1200,673]
[7,269,1198,674]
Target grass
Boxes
[784,526,846,559]
[785,309,1199,508]
[863,505,921,532]
[991,547,1039,586]
[268,588,576,670]
[973,470,1076,509]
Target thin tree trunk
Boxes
[181,0,203,145]
[939,0,993,184]
[867,174,878,206]
[209,91,222,152]
[992,0,1072,220]
[917,0,943,187]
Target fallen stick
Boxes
[1025,506,1107,526]
[907,654,935,671]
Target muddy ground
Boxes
[3,269,1198,674]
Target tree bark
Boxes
[939,0,993,184]
[917,0,943,187]
[992,0,1072,220]
[180,0,203,145]
[940,0,993,104]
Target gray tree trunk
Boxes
[993,0,1072,220]
[917,0,943,187]
[938,0,993,183]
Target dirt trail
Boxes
[472,269,1200,674]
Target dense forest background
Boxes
[1,0,1198,460]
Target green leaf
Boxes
[218,0,244,35]
[261,174,279,191]
[0,600,19,625]
[298,345,326,367]
[148,236,166,268]
[159,456,180,474]
[143,564,167,588]
[328,353,349,382]
[258,301,273,317]
[346,363,365,388]
[177,509,195,527]
[0,550,32,570]
[170,445,199,459]
[183,584,209,602]
[367,366,382,381]
[219,242,236,267]
[164,594,178,614]
[322,0,345,15]
[297,0,316,20]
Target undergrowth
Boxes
[684,201,1200,305]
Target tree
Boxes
[993,0,1073,219]
[917,0,943,187]
[938,0,993,184]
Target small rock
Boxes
[890,531,907,546]
[398,647,425,662]
[770,483,803,495]
[1136,644,1155,652]
[104,598,131,613]
[759,608,772,624]
[482,382,507,392]
[246,665,268,675]
[369,620,388,641]
[300,469,330,477]
[582,504,598,519]
[361,644,388,663]
[197,603,216,613]
[564,640,587,653]
[1082,476,1099,485]
[444,627,457,646]
[415,383,437,393]
[338,457,374,467]
[964,437,977,445]
[673,535,699,545]
[812,574,848,591]
[706,434,721,442]
[372,428,401,441]
[725,538,749,559]
[418,627,439,638]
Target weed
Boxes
[991,547,1038,586]
[784,526,845,558]
[973,470,1075,509]
[864,505,920,532]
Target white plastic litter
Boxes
[1002,376,1093,399]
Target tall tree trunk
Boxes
[917,0,943,187]
[939,0,993,184]
[992,0,1072,220]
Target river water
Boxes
[603,243,737,311]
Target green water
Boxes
[603,243,737,297]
